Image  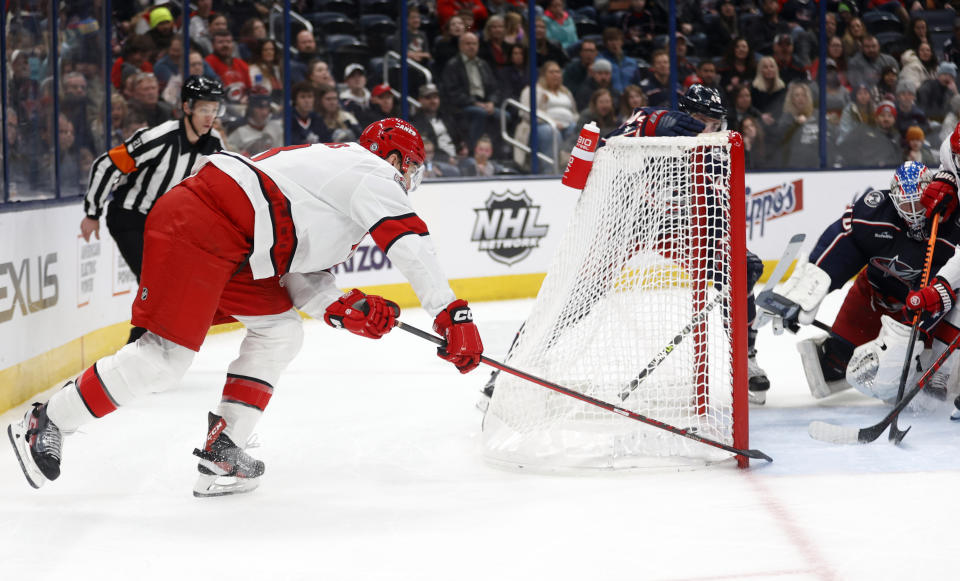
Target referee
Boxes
[80,76,226,343]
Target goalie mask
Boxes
[889,161,932,237]
[678,84,727,132]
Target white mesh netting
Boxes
[482,132,741,470]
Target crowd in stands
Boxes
[9,0,960,200]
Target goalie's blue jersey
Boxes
[809,189,960,310]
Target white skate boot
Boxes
[747,350,769,405]
[7,402,63,489]
[192,413,264,497]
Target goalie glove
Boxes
[433,300,483,373]
[640,110,706,137]
[323,289,399,339]
[904,276,956,316]
[920,171,958,220]
[755,261,831,334]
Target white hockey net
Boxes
[482,132,747,470]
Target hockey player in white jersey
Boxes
[7,118,484,496]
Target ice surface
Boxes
[1,292,958,580]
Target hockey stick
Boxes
[617,293,723,401]
[808,330,960,444]
[396,321,773,463]
[618,233,807,402]
[888,213,940,442]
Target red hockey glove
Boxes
[904,276,956,316]
[323,289,399,339]
[433,299,483,373]
[921,171,958,219]
[640,110,706,137]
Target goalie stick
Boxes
[396,321,773,463]
[808,330,960,445]
[618,233,807,402]
[889,213,940,443]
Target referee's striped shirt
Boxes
[83,119,224,218]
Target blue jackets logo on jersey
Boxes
[471,190,549,265]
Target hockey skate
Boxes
[192,413,264,498]
[951,395,960,421]
[7,402,63,489]
[747,350,770,405]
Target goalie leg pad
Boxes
[797,335,853,399]
[846,315,923,403]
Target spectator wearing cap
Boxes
[340,64,370,117]
[289,81,332,145]
[147,6,176,56]
[316,84,360,142]
[744,0,791,58]
[205,30,251,106]
[411,83,461,163]
[227,90,283,155]
[838,99,902,167]
[900,41,939,90]
[563,39,598,94]
[918,61,959,123]
[904,125,937,165]
[894,79,929,138]
[597,27,637,94]
[772,34,809,86]
[876,64,899,102]
[574,58,618,112]
[358,83,399,128]
[439,31,502,150]
[848,35,899,92]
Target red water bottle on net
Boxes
[561,121,600,191]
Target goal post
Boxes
[482,131,748,470]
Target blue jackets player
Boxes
[758,161,960,406]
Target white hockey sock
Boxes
[46,381,96,433]
[214,401,263,446]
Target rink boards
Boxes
[0,167,893,412]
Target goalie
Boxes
[756,161,960,410]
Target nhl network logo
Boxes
[472,190,549,265]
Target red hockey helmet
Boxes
[358,118,425,175]
[950,122,960,170]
